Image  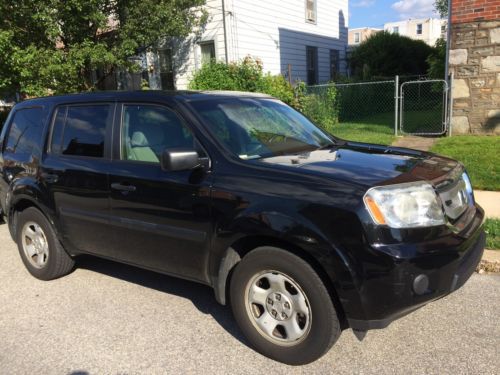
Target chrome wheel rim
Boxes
[21,221,49,269]
[245,270,311,346]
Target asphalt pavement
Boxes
[0,224,499,374]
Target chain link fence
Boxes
[400,80,448,135]
[306,76,450,140]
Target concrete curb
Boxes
[477,249,500,274]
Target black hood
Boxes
[257,143,460,188]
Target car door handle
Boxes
[111,183,136,192]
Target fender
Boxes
[211,207,364,316]
[6,177,58,240]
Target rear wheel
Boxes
[230,246,341,365]
[16,207,74,280]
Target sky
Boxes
[349,0,442,29]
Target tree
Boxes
[0,0,207,96]
[427,38,446,79]
[349,31,434,79]
[434,0,448,18]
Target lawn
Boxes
[331,112,396,145]
[485,218,500,250]
[430,136,500,191]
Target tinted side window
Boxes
[5,107,44,155]
[51,104,110,158]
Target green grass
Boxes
[400,109,447,134]
[430,136,500,191]
[485,218,500,250]
[331,112,396,145]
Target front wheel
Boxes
[230,247,341,365]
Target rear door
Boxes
[106,103,213,282]
[0,106,46,213]
[41,103,115,255]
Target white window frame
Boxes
[305,0,317,24]
[393,26,399,34]
[354,32,360,43]
[416,24,423,35]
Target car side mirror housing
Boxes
[161,149,200,172]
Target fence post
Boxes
[394,75,399,136]
[448,72,454,137]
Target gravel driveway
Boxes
[0,224,498,374]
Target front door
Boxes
[107,103,212,282]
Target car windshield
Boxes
[190,97,334,159]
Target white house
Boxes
[384,18,447,46]
[143,0,349,90]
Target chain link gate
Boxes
[399,80,449,135]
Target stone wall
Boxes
[449,20,500,134]
[448,1,500,134]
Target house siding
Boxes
[172,0,348,89]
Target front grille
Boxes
[438,174,469,220]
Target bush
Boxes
[189,56,296,105]
[350,31,434,79]
[427,38,446,79]
[301,83,339,133]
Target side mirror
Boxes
[161,149,200,172]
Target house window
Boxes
[306,46,318,85]
[200,41,215,64]
[441,24,446,34]
[306,0,316,23]
[354,33,360,43]
[393,26,399,34]
[416,24,423,35]
[330,50,339,81]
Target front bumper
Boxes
[347,206,485,331]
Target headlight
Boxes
[364,182,445,228]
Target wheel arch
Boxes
[8,196,55,241]
[214,235,349,329]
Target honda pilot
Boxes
[0,91,485,365]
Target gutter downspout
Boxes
[445,0,453,135]
[444,0,452,79]
[222,0,229,64]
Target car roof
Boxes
[14,90,274,108]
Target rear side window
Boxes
[5,107,44,155]
[51,104,111,158]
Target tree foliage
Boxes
[349,31,434,79]
[434,0,448,18]
[0,0,207,96]
[427,38,446,79]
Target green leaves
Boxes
[349,31,434,79]
[0,0,207,96]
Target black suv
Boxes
[0,91,485,365]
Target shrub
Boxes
[301,84,339,133]
[349,31,434,79]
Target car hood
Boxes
[257,143,460,188]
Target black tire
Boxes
[230,246,341,365]
[16,207,75,280]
